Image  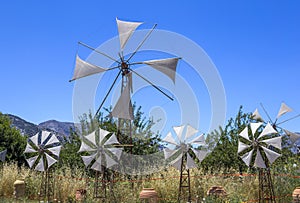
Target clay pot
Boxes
[207,186,227,197]
[293,187,300,202]
[139,188,158,203]
[75,189,87,201]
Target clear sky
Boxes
[1,1,299,133]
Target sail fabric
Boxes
[99,128,110,144]
[185,125,198,140]
[142,58,179,83]
[78,141,95,152]
[238,141,250,153]
[81,153,97,167]
[257,123,277,139]
[163,148,178,159]
[277,102,292,119]
[35,157,45,172]
[284,129,300,144]
[186,153,197,169]
[24,143,37,153]
[240,149,254,167]
[70,55,106,81]
[173,125,185,142]
[262,136,282,150]
[261,146,281,165]
[41,131,51,145]
[45,134,60,146]
[163,132,177,145]
[109,148,123,160]
[250,122,263,136]
[239,127,250,141]
[48,146,62,157]
[192,148,208,162]
[85,131,97,146]
[116,18,143,50]
[254,150,266,168]
[190,134,205,144]
[171,154,183,171]
[26,155,39,168]
[252,109,264,121]
[30,133,39,146]
[45,153,57,169]
[105,153,118,168]
[111,83,134,120]
[0,149,7,162]
[105,133,120,145]
[91,160,102,171]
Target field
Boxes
[0,163,299,203]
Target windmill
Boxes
[24,131,61,202]
[0,149,7,176]
[70,18,180,145]
[253,102,300,146]
[162,124,208,202]
[78,127,122,198]
[238,122,281,202]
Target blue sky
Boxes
[1,1,299,133]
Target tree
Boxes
[0,112,27,166]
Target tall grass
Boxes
[0,163,299,202]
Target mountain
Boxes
[7,114,75,138]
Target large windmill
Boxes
[24,131,61,202]
[78,127,122,198]
[238,122,281,203]
[70,18,180,144]
[163,124,208,202]
[253,102,300,146]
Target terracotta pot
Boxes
[139,188,158,202]
[293,187,300,202]
[207,185,227,197]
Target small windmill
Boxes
[78,127,122,198]
[253,102,300,146]
[163,124,208,202]
[70,18,180,144]
[0,149,7,176]
[238,122,281,202]
[24,131,61,202]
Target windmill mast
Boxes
[178,153,191,202]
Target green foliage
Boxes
[0,112,26,166]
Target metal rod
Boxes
[95,70,122,117]
[260,103,273,124]
[78,41,120,63]
[129,68,174,101]
[126,24,157,62]
[277,113,300,125]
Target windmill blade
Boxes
[70,55,107,81]
[239,126,250,141]
[24,143,37,153]
[109,148,123,160]
[171,153,183,171]
[99,128,111,144]
[284,129,300,144]
[254,149,266,168]
[91,156,102,171]
[44,134,60,147]
[105,133,120,145]
[140,57,180,83]
[192,148,208,162]
[41,131,51,145]
[277,102,292,119]
[0,149,7,162]
[252,108,264,121]
[250,122,263,136]
[116,18,143,50]
[240,149,254,167]
[185,124,198,140]
[111,83,134,120]
[173,125,185,142]
[47,146,62,157]
[238,140,251,153]
[78,141,96,152]
[186,153,197,169]
[45,153,57,169]
[261,146,281,165]
[261,136,282,150]
[162,132,178,145]
[85,131,97,146]
[163,148,179,159]
[190,134,205,145]
[30,133,39,146]
[26,155,39,168]
[81,153,97,167]
[257,123,277,139]
[104,152,118,168]
[35,157,45,172]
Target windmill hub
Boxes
[121,62,130,76]
[180,143,189,153]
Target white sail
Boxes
[105,133,120,145]
[257,123,277,139]
[41,131,51,145]
[238,140,250,153]
[78,141,95,152]
[45,134,60,146]
[35,157,45,172]
[190,134,205,144]
[186,153,197,169]
[85,131,97,146]
[163,148,178,159]
[91,160,102,171]
[254,150,266,168]
[26,155,39,168]
[284,129,300,144]
[250,122,263,136]
[48,146,62,157]
[99,128,110,144]
[109,148,123,160]
[70,55,106,81]
[252,108,264,121]
[30,133,39,146]
[142,58,180,83]
[185,124,198,140]
[171,154,183,171]
[192,148,208,162]
[105,153,118,168]
[162,132,177,145]
[116,18,143,50]
[262,136,282,150]
[261,146,281,165]
[240,149,254,167]
[277,102,292,119]
[239,127,250,141]
[173,125,185,142]
[24,143,37,153]
[81,153,97,167]
[45,153,57,169]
